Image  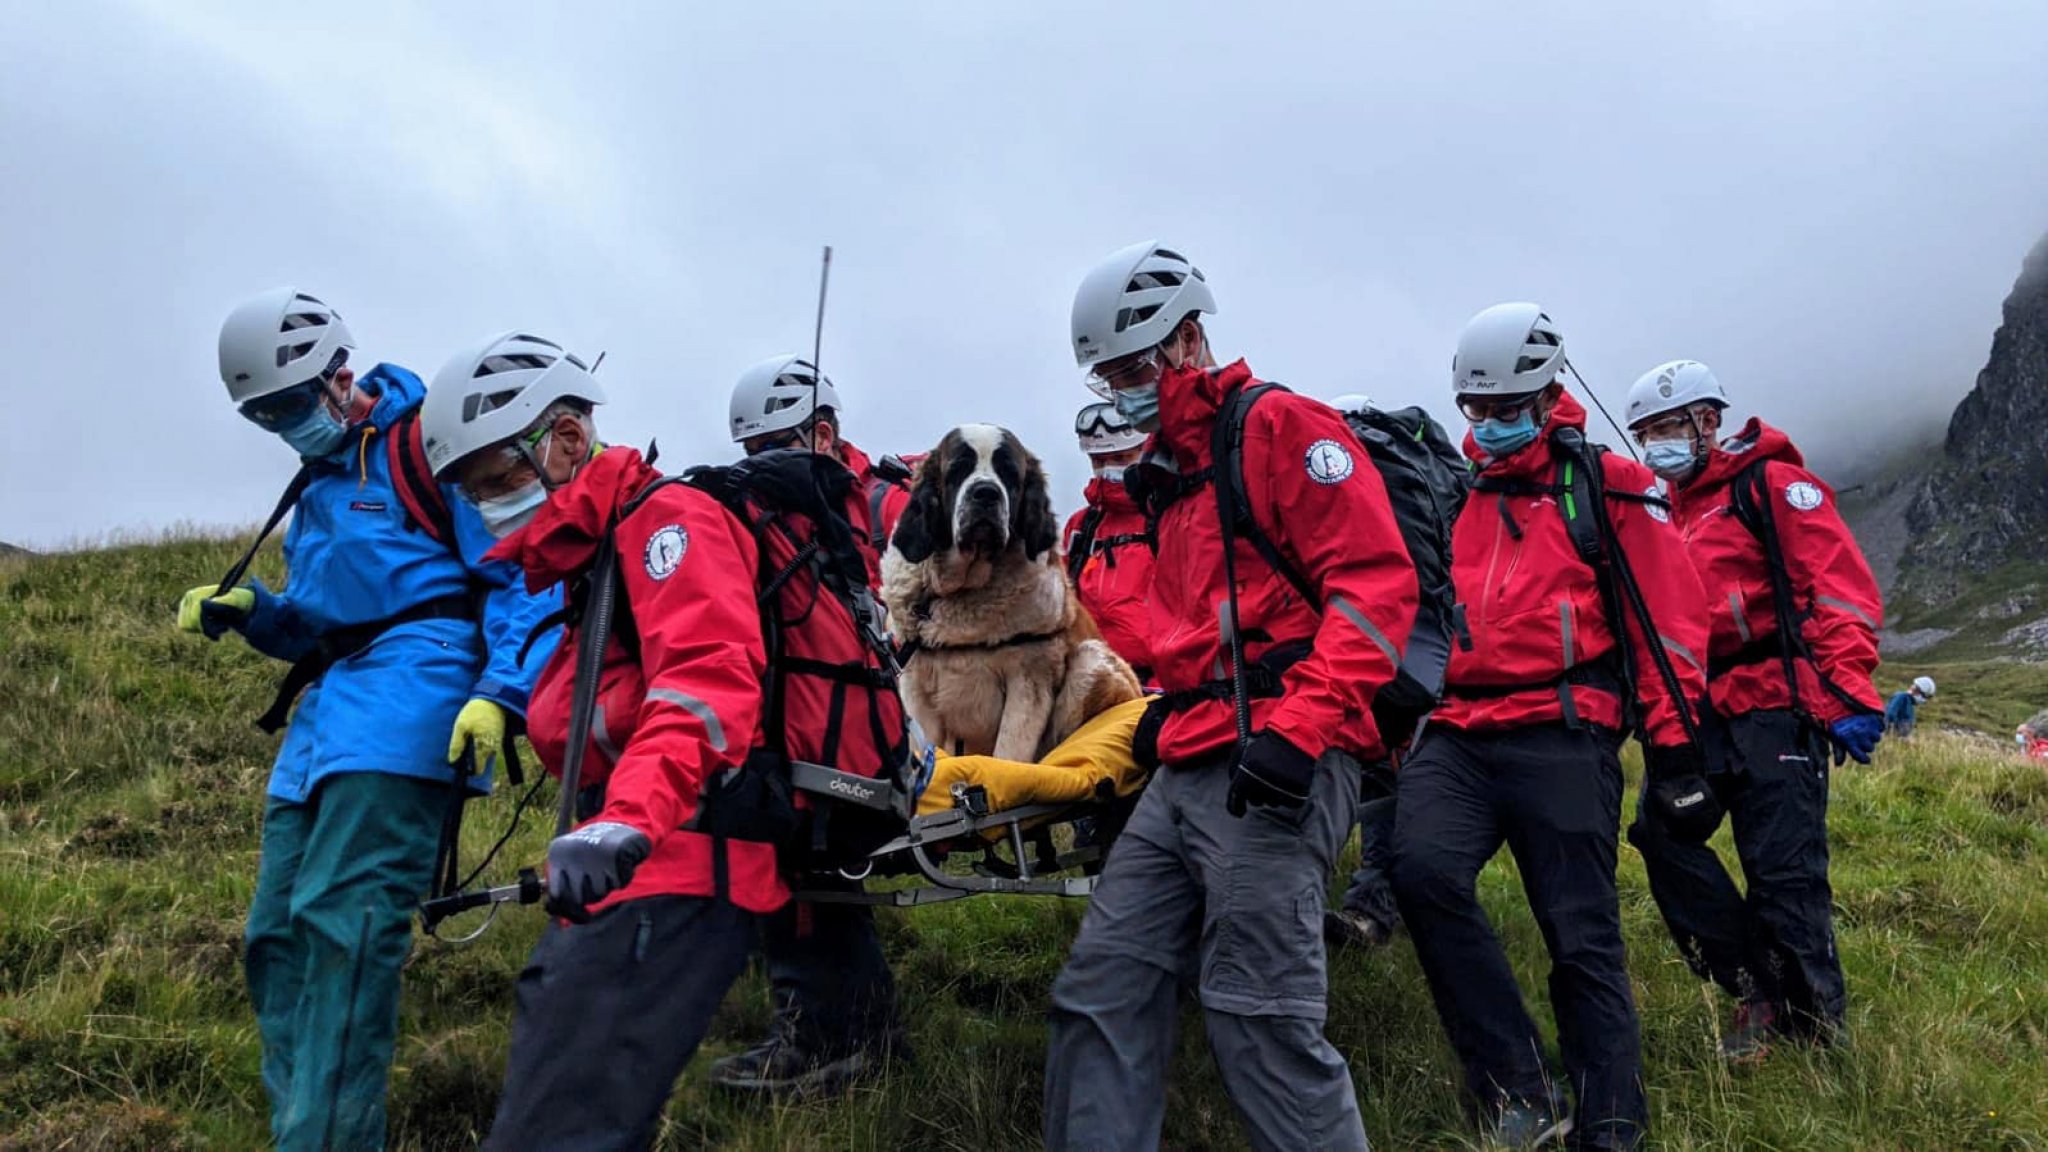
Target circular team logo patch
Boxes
[644,525,689,579]
[1305,439,1355,485]
[1644,484,1670,524]
[1784,481,1825,512]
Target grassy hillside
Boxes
[5,539,2048,1150]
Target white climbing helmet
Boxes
[1330,393,1374,417]
[421,332,606,480]
[1913,676,1936,698]
[1451,302,1565,398]
[1074,401,1147,454]
[218,287,357,404]
[1625,360,1729,430]
[728,354,843,444]
[1071,240,1216,387]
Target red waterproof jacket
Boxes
[1063,476,1156,681]
[1148,360,1419,765]
[1435,393,1709,749]
[490,448,786,915]
[843,440,913,581]
[1668,418,1883,723]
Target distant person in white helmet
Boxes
[1885,675,1936,738]
[1043,241,1420,1152]
[710,354,908,1097]
[1062,401,1157,684]
[1622,358,1886,1066]
[728,354,917,568]
[183,291,557,1150]
[1392,304,1712,1150]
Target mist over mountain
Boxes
[1895,234,2048,610]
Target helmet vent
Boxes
[475,352,555,377]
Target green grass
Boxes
[6,540,2048,1149]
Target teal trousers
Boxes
[244,770,453,1151]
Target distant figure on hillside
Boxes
[2015,708,2048,760]
[1884,676,1937,737]
[183,290,557,1151]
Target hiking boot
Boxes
[709,1034,873,1098]
[1323,907,1396,951]
[1489,1092,1573,1149]
[1720,999,1780,1065]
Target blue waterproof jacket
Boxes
[1883,690,1918,735]
[238,364,560,802]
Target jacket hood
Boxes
[1157,359,1257,466]
[1695,417,1804,491]
[1083,474,1142,513]
[485,446,663,592]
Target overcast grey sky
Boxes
[3,0,2045,549]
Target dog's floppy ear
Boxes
[1012,436,1059,559]
[891,446,952,565]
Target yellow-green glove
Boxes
[448,699,509,776]
[177,584,256,639]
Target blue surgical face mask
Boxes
[1111,383,1161,433]
[477,480,548,538]
[1642,438,1700,482]
[1472,412,1539,458]
[277,403,350,459]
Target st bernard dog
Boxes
[881,423,1142,761]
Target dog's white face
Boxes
[891,422,1059,565]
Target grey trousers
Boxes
[1043,750,1367,1152]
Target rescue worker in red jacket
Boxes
[711,354,905,1096]
[1622,359,1884,1060]
[1392,305,1712,1151]
[419,333,779,1150]
[1044,242,1419,1152]
[1062,400,1156,683]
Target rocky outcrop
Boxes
[1896,233,2048,608]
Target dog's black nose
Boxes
[967,483,1002,505]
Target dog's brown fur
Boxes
[881,423,1141,760]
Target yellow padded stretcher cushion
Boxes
[916,697,1151,818]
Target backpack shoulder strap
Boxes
[1727,457,1773,544]
[1218,382,1320,610]
[387,410,457,550]
[1553,441,1607,566]
[1065,504,1107,583]
[868,480,893,554]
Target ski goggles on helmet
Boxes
[1455,390,1543,424]
[1074,403,1131,437]
[239,348,349,430]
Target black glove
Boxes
[1644,744,1724,845]
[545,821,652,922]
[1227,732,1317,818]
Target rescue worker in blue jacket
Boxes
[177,288,557,1151]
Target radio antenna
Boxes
[809,246,833,452]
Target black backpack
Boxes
[551,450,917,887]
[1215,385,1469,749]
